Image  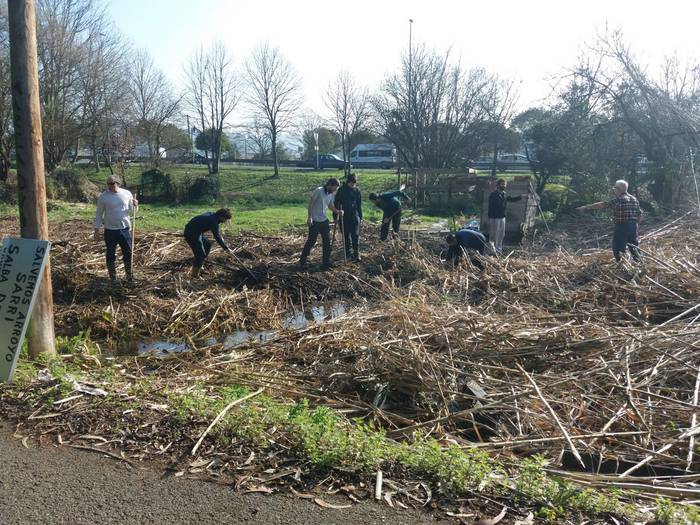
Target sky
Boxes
[107,0,700,124]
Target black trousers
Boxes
[185,233,212,268]
[300,220,331,265]
[104,227,132,272]
[380,211,401,241]
[341,215,360,255]
[447,245,483,270]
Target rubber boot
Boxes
[190,266,201,279]
[353,250,361,262]
[124,261,133,283]
[107,261,117,281]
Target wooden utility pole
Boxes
[8,0,56,358]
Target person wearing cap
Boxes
[487,178,527,253]
[94,175,138,281]
[184,208,233,279]
[333,173,363,261]
[368,189,410,240]
[300,178,343,270]
[445,229,487,269]
[577,179,642,262]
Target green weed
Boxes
[654,498,700,525]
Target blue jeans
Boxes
[612,222,640,261]
[104,228,132,272]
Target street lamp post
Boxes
[314,130,319,170]
[408,18,414,169]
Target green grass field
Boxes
[0,165,449,233]
[87,164,403,207]
[0,164,571,237]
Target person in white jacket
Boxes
[94,175,138,281]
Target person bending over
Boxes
[184,208,232,278]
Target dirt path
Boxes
[0,422,454,525]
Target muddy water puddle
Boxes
[111,301,348,358]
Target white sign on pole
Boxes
[0,237,51,383]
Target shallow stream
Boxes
[112,301,348,358]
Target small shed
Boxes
[404,169,539,243]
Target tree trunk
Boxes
[92,139,100,172]
[490,145,498,178]
[650,168,685,208]
[271,131,279,177]
[0,145,10,181]
[71,137,80,164]
[342,133,349,177]
[8,0,56,358]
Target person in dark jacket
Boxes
[487,179,526,253]
[369,190,410,240]
[446,229,487,269]
[184,208,232,278]
[334,173,363,261]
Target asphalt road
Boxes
[0,422,453,525]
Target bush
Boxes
[139,169,176,203]
[49,168,100,202]
[0,170,17,204]
[540,183,567,213]
[182,175,220,202]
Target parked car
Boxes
[498,153,530,164]
[472,153,531,172]
[300,154,348,170]
[349,144,396,169]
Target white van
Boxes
[349,144,396,169]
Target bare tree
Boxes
[572,29,700,205]
[246,118,272,160]
[37,0,108,171]
[324,71,370,174]
[0,4,13,180]
[184,41,240,174]
[374,45,493,169]
[77,25,130,172]
[130,49,181,167]
[479,75,521,176]
[246,42,303,177]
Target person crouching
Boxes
[184,208,233,278]
[446,229,487,270]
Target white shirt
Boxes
[308,187,335,223]
[95,188,134,230]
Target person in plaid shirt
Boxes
[577,179,642,261]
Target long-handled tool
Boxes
[382,207,407,239]
[331,216,337,247]
[357,219,362,259]
[228,250,259,283]
[528,180,550,234]
[130,202,137,279]
[338,205,346,263]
